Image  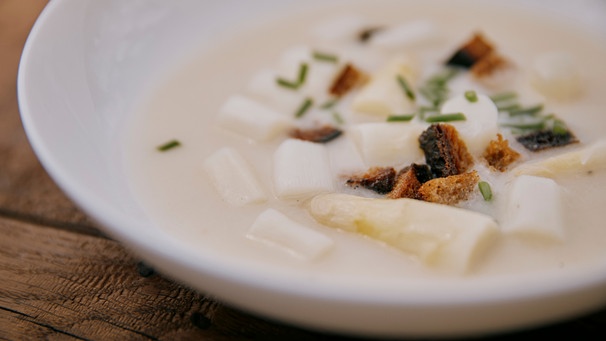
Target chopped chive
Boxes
[295,97,313,118]
[419,88,445,107]
[490,92,517,102]
[396,75,416,101]
[425,112,466,123]
[312,51,339,63]
[276,63,308,90]
[418,106,439,113]
[298,63,309,85]
[464,90,478,103]
[320,98,338,109]
[387,114,415,122]
[497,103,521,112]
[551,118,569,135]
[501,120,546,130]
[157,139,181,152]
[276,78,299,89]
[332,111,345,124]
[509,104,543,116]
[428,67,459,84]
[478,181,493,201]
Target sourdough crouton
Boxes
[418,171,480,205]
[387,164,433,199]
[346,167,396,194]
[290,125,343,143]
[483,133,521,171]
[329,63,368,97]
[446,32,494,68]
[419,123,474,178]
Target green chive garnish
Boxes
[295,97,313,118]
[464,90,478,103]
[298,63,308,85]
[509,104,543,116]
[501,120,546,131]
[276,63,309,90]
[276,78,299,89]
[157,139,181,152]
[497,103,521,112]
[419,88,442,107]
[320,98,338,109]
[427,67,459,85]
[551,118,569,135]
[490,92,517,103]
[425,112,466,123]
[332,112,345,124]
[478,181,493,201]
[387,114,415,122]
[313,51,339,63]
[397,75,416,101]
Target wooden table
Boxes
[2,1,606,340]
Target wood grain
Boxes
[1,0,606,340]
[0,218,332,340]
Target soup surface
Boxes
[123,1,606,281]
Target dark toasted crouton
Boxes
[516,130,578,152]
[329,63,368,97]
[418,123,474,178]
[387,164,433,199]
[471,52,510,78]
[446,33,495,68]
[418,171,480,205]
[483,133,521,171]
[346,167,396,194]
[290,125,343,143]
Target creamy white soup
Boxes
[123,1,606,279]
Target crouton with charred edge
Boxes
[387,163,433,199]
[346,167,396,194]
[471,52,510,78]
[419,123,474,178]
[483,133,521,171]
[446,33,494,68]
[516,130,579,152]
[418,170,480,205]
[290,125,343,143]
[329,63,368,97]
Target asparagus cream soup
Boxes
[123,1,606,279]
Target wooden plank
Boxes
[0,217,325,340]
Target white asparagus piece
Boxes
[309,193,499,274]
[440,92,499,156]
[348,122,426,167]
[216,95,292,141]
[273,139,334,199]
[501,175,565,242]
[351,55,418,116]
[247,208,334,261]
[531,51,582,101]
[513,139,606,177]
[203,147,267,206]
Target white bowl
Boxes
[18,0,606,338]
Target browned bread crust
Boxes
[483,133,521,171]
[418,171,480,205]
[419,123,474,178]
